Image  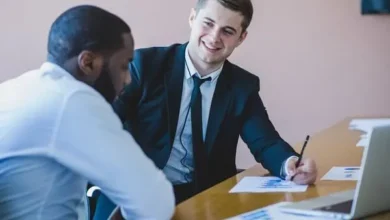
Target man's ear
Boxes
[189,8,197,28]
[236,30,248,47]
[77,50,102,80]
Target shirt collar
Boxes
[40,61,75,79]
[184,46,223,83]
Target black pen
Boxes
[291,135,310,181]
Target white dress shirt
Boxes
[0,62,175,220]
[162,47,297,185]
[162,47,223,184]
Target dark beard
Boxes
[94,64,116,103]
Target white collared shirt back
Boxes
[0,62,175,220]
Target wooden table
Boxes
[172,117,390,219]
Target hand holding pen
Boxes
[286,135,318,185]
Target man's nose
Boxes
[209,28,221,42]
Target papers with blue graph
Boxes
[321,166,360,181]
[349,118,390,147]
[225,202,331,220]
[229,177,308,193]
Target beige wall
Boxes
[1,1,389,169]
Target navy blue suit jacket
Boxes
[93,42,298,219]
[114,42,298,184]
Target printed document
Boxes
[229,176,308,193]
[225,202,333,220]
[321,166,360,181]
[349,118,390,147]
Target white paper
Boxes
[355,138,368,148]
[225,202,332,220]
[349,118,390,147]
[229,177,308,193]
[321,166,360,181]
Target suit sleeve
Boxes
[53,91,175,220]
[240,77,299,177]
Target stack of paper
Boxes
[349,118,390,147]
[321,166,360,181]
[225,202,333,220]
[229,176,308,193]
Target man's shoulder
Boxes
[33,64,108,113]
[0,66,91,108]
[133,42,186,63]
[129,42,187,80]
[227,61,260,88]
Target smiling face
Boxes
[187,0,248,73]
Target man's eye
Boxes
[204,21,213,27]
[223,30,233,35]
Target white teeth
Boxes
[204,43,218,50]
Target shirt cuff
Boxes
[283,156,299,178]
[121,208,127,219]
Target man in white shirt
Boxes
[0,5,175,220]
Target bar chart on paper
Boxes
[229,177,308,193]
[321,166,360,181]
[225,202,331,220]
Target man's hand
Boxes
[286,157,318,185]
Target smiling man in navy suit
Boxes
[94,0,318,218]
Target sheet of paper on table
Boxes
[349,118,390,147]
[229,176,308,193]
[225,202,334,220]
[321,166,360,181]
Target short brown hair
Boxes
[195,0,253,32]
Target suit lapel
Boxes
[164,44,186,146]
[205,62,233,154]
